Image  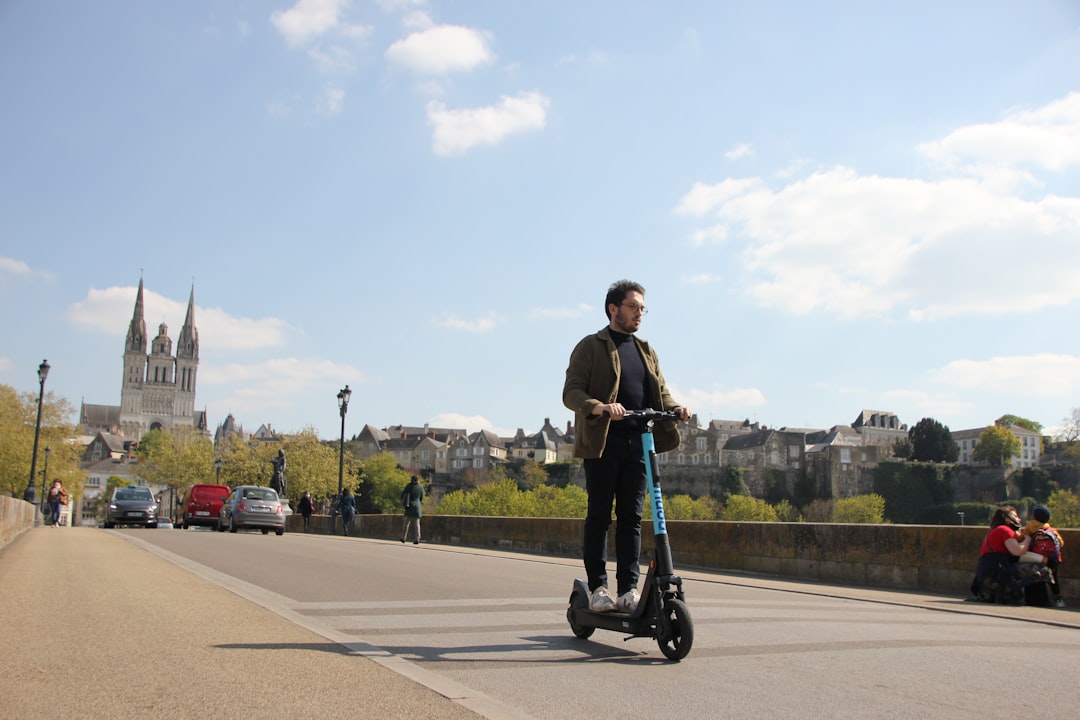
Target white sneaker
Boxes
[616,588,640,613]
[589,586,616,612]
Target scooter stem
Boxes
[642,420,676,579]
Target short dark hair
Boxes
[604,279,645,320]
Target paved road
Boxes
[4,526,1079,719]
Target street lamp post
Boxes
[39,446,51,517]
[215,458,222,484]
[23,359,51,507]
[337,385,351,534]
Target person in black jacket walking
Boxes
[400,476,424,544]
[297,491,314,532]
[338,487,356,536]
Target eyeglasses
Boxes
[620,302,647,315]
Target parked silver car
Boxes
[217,486,285,535]
[103,485,158,528]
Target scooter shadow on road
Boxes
[363,635,675,666]
[214,636,673,665]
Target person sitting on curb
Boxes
[969,505,1034,603]
[1019,505,1066,608]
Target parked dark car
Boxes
[217,486,285,535]
[177,483,231,529]
[103,485,158,528]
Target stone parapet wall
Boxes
[0,497,37,548]
[290,514,1078,598]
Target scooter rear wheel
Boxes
[567,589,595,639]
[657,597,693,661]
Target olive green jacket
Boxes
[562,326,681,459]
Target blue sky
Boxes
[2,0,1079,441]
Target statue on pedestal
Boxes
[270,449,287,498]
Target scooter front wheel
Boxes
[567,589,595,639]
[657,597,693,661]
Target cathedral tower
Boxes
[118,279,202,440]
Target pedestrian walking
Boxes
[400,475,424,544]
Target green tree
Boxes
[664,494,721,520]
[892,437,913,460]
[772,499,800,522]
[831,494,887,524]
[356,452,412,514]
[274,430,343,502]
[215,434,264,488]
[0,384,82,500]
[909,417,959,463]
[520,459,549,490]
[722,494,779,522]
[137,427,215,497]
[718,465,750,502]
[973,425,1022,467]
[997,414,1043,435]
[529,484,588,518]
[1046,489,1079,529]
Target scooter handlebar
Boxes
[603,408,683,421]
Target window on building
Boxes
[696,437,707,452]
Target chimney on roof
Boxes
[567,421,572,434]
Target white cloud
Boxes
[725,143,754,161]
[675,92,1080,321]
[880,388,977,426]
[386,23,494,75]
[930,354,1080,398]
[308,44,358,74]
[202,357,365,433]
[317,84,345,113]
[670,384,767,419]
[67,286,290,350]
[0,357,12,373]
[271,0,348,48]
[427,91,549,156]
[531,303,592,319]
[0,257,54,282]
[919,91,1080,174]
[437,311,499,333]
[0,257,31,276]
[428,412,511,437]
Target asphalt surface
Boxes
[0,527,488,720]
[2,526,1078,720]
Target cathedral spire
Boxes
[125,277,147,354]
[177,284,199,360]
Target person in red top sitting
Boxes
[969,505,1032,602]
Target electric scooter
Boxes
[566,408,694,661]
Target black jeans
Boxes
[583,433,646,595]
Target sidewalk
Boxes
[0,527,484,720]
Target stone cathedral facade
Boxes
[117,278,206,440]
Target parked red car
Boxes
[177,484,231,529]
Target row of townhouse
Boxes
[354,418,575,477]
